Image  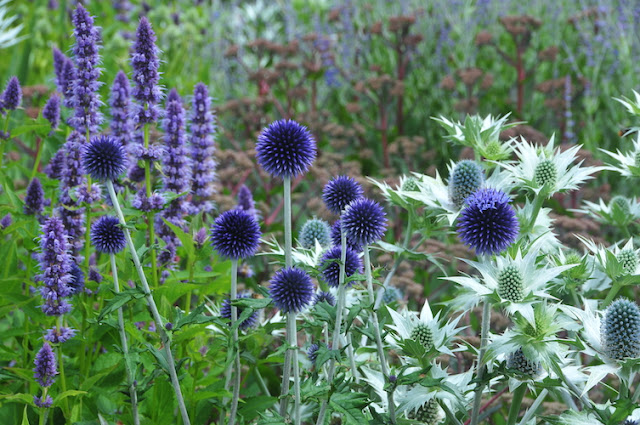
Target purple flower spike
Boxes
[210,209,261,260]
[24,178,45,215]
[189,82,217,214]
[33,343,58,387]
[0,213,11,229]
[44,326,76,344]
[322,175,363,215]
[341,198,387,246]
[42,94,61,132]
[38,216,73,316]
[53,47,67,87]
[256,119,316,178]
[162,88,190,195]
[269,267,315,313]
[91,215,126,254]
[457,188,519,255]
[34,394,53,408]
[319,245,363,288]
[45,149,65,180]
[236,185,260,219]
[70,4,103,135]
[82,135,127,181]
[109,71,132,146]
[1,76,22,112]
[131,17,161,125]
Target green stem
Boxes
[279,176,293,417]
[56,320,70,418]
[364,246,396,424]
[30,137,44,181]
[0,113,10,170]
[316,230,348,425]
[254,366,271,396]
[507,384,527,425]
[143,123,159,289]
[112,254,140,425]
[517,389,548,425]
[83,176,92,272]
[38,388,48,425]
[439,400,464,425]
[470,300,491,425]
[106,180,191,425]
[524,192,546,235]
[602,282,621,308]
[229,260,241,425]
[288,313,301,425]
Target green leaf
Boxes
[163,218,195,260]
[53,390,87,404]
[238,396,278,421]
[97,286,147,322]
[21,405,30,425]
[174,303,217,330]
[329,392,369,424]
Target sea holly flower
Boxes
[506,347,542,378]
[322,175,363,215]
[497,135,600,197]
[601,299,640,361]
[268,267,314,313]
[578,237,640,283]
[457,188,519,255]
[448,160,484,209]
[210,209,261,260]
[444,246,573,323]
[432,113,518,161]
[408,399,441,425]
[256,119,316,179]
[319,245,363,288]
[577,196,640,227]
[299,218,331,249]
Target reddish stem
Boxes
[516,48,525,116]
[464,386,509,425]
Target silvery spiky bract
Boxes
[82,135,127,181]
[457,188,518,255]
[299,218,331,249]
[341,198,387,246]
[322,175,364,215]
[256,119,316,178]
[210,209,261,260]
[91,215,126,254]
[269,267,314,313]
[601,299,640,360]
[449,160,484,208]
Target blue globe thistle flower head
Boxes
[601,298,640,360]
[220,293,259,331]
[269,267,315,313]
[449,160,484,209]
[210,209,261,260]
[313,291,336,307]
[341,198,387,246]
[256,119,316,178]
[307,343,320,364]
[82,135,127,181]
[330,219,363,252]
[68,262,85,295]
[322,175,364,215]
[319,245,363,288]
[456,188,519,255]
[299,218,331,249]
[91,216,126,254]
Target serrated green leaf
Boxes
[97,286,147,322]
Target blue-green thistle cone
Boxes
[497,265,524,302]
[410,324,434,351]
[449,160,484,208]
[299,218,331,249]
[410,399,440,425]
[601,299,640,360]
[533,159,557,188]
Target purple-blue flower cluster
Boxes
[269,267,315,313]
[220,293,259,331]
[37,216,74,316]
[131,17,161,125]
[189,83,217,214]
[33,343,57,387]
[341,198,387,246]
[323,175,363,215]
[0,76,22,113]
[24,178,45,216]
[42,94,61,133]
[109,71,132,147]
[236,185,260,220]
[82,135,127,182]
[91,215,126,254]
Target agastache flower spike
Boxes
[236,185,259,219]
[131,17,161,125]
[70,4,103,135]
[189,82,217,213]
[1,76,22,112]
[33,343,58,387]
[38,216,73,316]
[42,94,61,132]
[109,71,133,147]
[24,178,45,216]
[256,119,316,178]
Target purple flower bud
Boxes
[341,198,387,246]
[132,189,165,212]
[42,94,61,132]
[75,182,102,204]
[82,135,127,181]
[131,17,161,125]
[1,76,22,112]
[236,185,260,220]
[60,57,76,108]
[89,266,102,283]
[33,343,58,387]
[44,148,65,180]
[322,175,363,215]
[194,227,208,246]
[319,245,363,288]
[330,219,363,252]
[68,262,85,295]
[24,178,45,215]
[313,291,336,306]
[220,293,259,330]
[91,215,126,254]
[0,213,12,229]
[34,394,53,408]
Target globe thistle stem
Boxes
[518,389,548,425]
[364,246,396,424]
[316,230,349,425]
[507,384,527,425]
[279,176,294,416]
[229,260,241,425]
[111,253,140,425]
[470,300,491,425]
[105,179,191,425]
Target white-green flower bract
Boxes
[261,236,325,268]
[444,246,573,323]
[576,196,640,227]
[577,237,640,281]
[386,299,463,358]
[516,198,560,251]
[432,113,520,161]
[497,134,600,196]
[614,90,640,117]
[600,134,640,178]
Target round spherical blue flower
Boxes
[307,343,320,364]
[313,291,336,307]
[82,135,127,181]
[91,215,126,254]
[456,188,519,255]
[319,245,363,288]
[269,267,315,313]
[330,219,363,252]
[255,119,316,178]
[220,293,259,331]
[322,175,364,215]
[299,218,331,249]
[601,298,640,360]
[68,262,85,295]
[210,209,261,260]
[341,198,387,246]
